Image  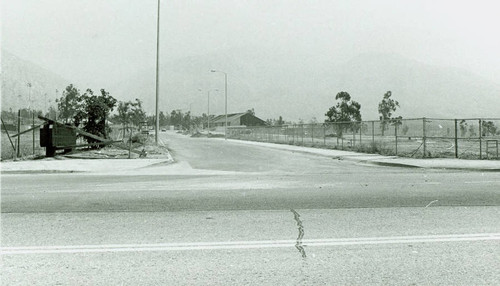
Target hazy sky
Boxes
[2,0,500,109]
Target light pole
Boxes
[55,89,59,120]
[207,89,218,132]
[155,0,161,144]
[26,82,32,111]
[210,70,227,140]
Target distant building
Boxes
[209,111,267,128]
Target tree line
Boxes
[51,84,210,142]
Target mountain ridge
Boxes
[2,49,498,122]
[1,50,70,112]
[110,50,500,121]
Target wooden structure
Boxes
[38,116,116,157]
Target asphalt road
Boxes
[1,131,499,285]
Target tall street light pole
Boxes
[207,90,210,131]
[155,0,161,144]
[210,70,227,140]
[207,89,218,132]
[27,82,32,111]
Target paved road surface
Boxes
[2,131,499,285]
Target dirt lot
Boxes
[1,131,171,161]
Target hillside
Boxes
[1,50,70,112]
[332,53,500,119]
[110,50,500,122]
[3,49,499,122]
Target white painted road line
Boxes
[1,233,499,255]
[464,181,500,184]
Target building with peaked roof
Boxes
[209,111,267,128]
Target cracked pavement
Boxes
[1,131,499,285]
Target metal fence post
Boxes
[311,124,314,144]
[371,121,375,145]
[454,119,458,158]
[1,118,16,153]
[301,124,304,145]
[352,123,355,148]
[323,124,326,146]
[16,110,21,158]
[359,123,362,146]
[32,112,35,155]
[336,123,339,147]
[423,117,427,158]
[479,119,482,159]
[395,123,398,156]
[341,123,344,149]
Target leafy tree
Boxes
[190,114,203,129]
[170,110,183,127]
[181,111,191,130]
[266,118,275,126]
[81,88,117,145]
[277,116,284,126]
[459,120,468,137]
[159,111,169,126]
[378,91,400,135]
[325,91,362,137]
[56,84,81,124]
[468,124,477,138]
[266,116,285,126]
[481,121,497,136]
[146,114,156,127]
[115,101,133,126]
[113,99,147,138]
[130,99,147,126]
[326,92,362,123]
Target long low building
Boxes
[209,111,267,128]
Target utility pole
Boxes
[210,70,228,140]
[27,82,32,111]
[155,0,161,144]
[207,91,210,131]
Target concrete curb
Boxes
[226,138,500,172]
[1,158,175,175]
[333,155,500,172]
[1,170,85,175]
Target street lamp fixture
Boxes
[210,70,227,140]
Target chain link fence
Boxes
[228,118,500,160]
[1,111,123,160]
[1,111,46,160]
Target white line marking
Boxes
[425,200,439,208]
[1,233,499,255]
[464,181,500,184]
